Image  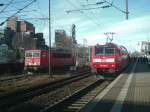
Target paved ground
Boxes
[80,60,150,112]
[122,62,150,112]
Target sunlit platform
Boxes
[80,60,150,112]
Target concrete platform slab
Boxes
[80,61,150,112]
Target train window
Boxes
[53,53,71,58]
[95,46,104,54]
[95,46,114,55]
[105,48,115,54]
[33,52,40,57]
[25,52,32,57]
[120,46,127,56]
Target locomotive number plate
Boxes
[101,59,106,62]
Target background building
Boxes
[2,17,47,61]
[137,41,148,52]
[0,29,4,44]
[7,17,35,33]
[55,29,72,49]
[20,21,35,33]
[7,17,17,31]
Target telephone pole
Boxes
[125,0,129,20]
[49,0,52,77]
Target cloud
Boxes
[42,10,150,52]
[102,15,150,34]
[79,15,150,43]
[80,33,106,45]
[52,17,81,27]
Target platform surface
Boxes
[80,60,150,112]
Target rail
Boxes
[0,70,90,111]
[40,78,111,112]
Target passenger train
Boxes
[89,43,129,76]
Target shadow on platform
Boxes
[85,98,150,112]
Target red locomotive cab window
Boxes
[95,46,115,55]
[25,52,32,57]
[105,48,115,54]
[33,52,40,57]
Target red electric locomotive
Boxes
[90,43,129,75]
[24,48,75,71]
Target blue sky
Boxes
[0,0,150,51]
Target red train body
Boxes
[24,49,75,71]
[90,43,129,74]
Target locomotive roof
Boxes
[94,43,128,51]
[95,43,119,48]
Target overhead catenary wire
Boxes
[0,0,37,26]
[20,17,49,20]
[65,0,101,27]
[82,1,106,7]
[73,0,126,14]
[111,0,115,5]
[0,0,32,6]
[0,9,37,14]
[4,0,32,12]
[105,0,129,19]
[77,0,105,29]
[0,14,29,19]
[0,0,15,14]
[34,0,48,30]
[104,0,126,14]
[67,6,110,13]
[9,0,31,5]
[68,0,128,20]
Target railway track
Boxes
[0,74,36,82]
[0,66,90,82]
[40,78,112,112]
[39,58,136,112]
[0,62,132,112]
[0,70,90,111]
[0,67,90,95]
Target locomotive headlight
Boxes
[93,59,101,62]
[93,58,115,62]
[106,58,114,62]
